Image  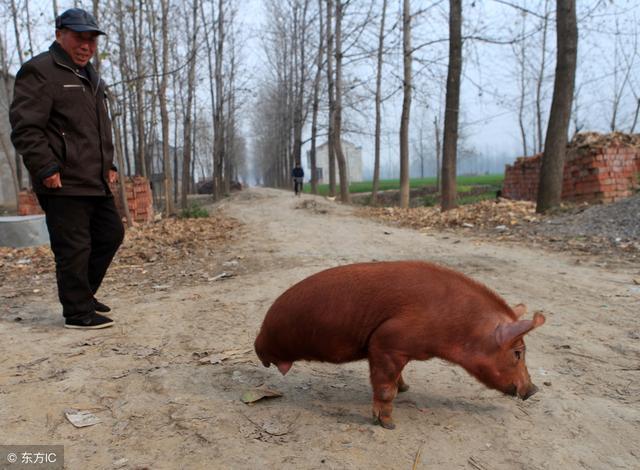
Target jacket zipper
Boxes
[52,57,98,96]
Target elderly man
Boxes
[10,8,124,329]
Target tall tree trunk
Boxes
[515,11,528,157]
[326,0,336,198]
[292,1,309,170]
[156,0,174,215]
[224,17,238,196]
[115,0,132,177]
[535,0,550,153]
[333,0,350,203]
[630,98,640,133]
[25,0,34,60]
[441,0,462,212]
[370,0,387,206]
[10,0,24,189]
[399,0,412,209]
[536,0,577,213]
[213,0,225,200]
[92,0,101,72]
[309,0,324,195]
[181,0,198,209]
[200,0,218,198]
[106,89,133,228]
[0,32,20,204]
[133,0,147,177]
[434,114,441,192]
[172,73,179,205]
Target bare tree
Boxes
[9,0,25,189]
[181,0,199,209]
[106,89,133,228]
[441,0,462,212]
[434,113,441,191]
[132,0,148,177]
[609,17,637,131]
[291,0,311,170]
[213,0,226,200]
[92,0,101,72]
[535,0,551,153]
[536,0,578,213]
[370,0,388,206]
[332,0,350,203]
[309,0,325,194]
[399,0,412,209]
[326,0,337,197]
[148,0,175,214]
[512,9,529,157]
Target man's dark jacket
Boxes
[10,41,115,196]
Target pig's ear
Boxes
[495,312,546,348]
[512,303,527,318]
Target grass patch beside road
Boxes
[306,174,504,206]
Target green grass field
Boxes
[305,174,504,206]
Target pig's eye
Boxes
[514,350,522,361]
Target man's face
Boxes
[55,29,99,67]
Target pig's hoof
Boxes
[398,383,410,393]
[377,418,396,430]
[373,415,396,430]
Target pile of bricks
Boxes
[110,176,154,224]
[503,133,640,204]
[17,191,43,216]
[502,154,543,201]
[17,176,154,224]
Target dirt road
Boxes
[1,188,638,469]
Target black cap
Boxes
[55,8,105,35]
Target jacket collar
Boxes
[49,41,100,91]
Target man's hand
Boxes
[43,172,62,188]
[108,170,118,184]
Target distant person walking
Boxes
[292,164,304,196]
[10,8,124,329]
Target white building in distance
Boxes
[307,140,363,183]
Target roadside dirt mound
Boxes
[528,193,640,242]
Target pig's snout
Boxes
[520,383,539,401]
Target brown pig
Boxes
[254,261,545,429]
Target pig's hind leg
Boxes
[397,374,410,393]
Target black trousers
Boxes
[37,195,125,319]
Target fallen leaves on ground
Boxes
[359,198,539,231]
[0,212,242,298]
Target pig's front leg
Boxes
[368,340,409,429]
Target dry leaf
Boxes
[241,388,283,404]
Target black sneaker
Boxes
[65,313,114,330]
[93,299,111,313]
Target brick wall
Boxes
[110,176,154,224]
[502,153,542,202]
[17,176,154,223]
[503,135,639,204]
[17,191,43,216]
